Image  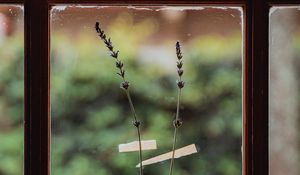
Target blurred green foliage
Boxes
[0,13,242,175]
[0,33,24,175]
[50,14,242,175]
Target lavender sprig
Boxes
[95,22,143,175]
[169,41,185,175]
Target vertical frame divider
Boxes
[246,0,269,175]
[24,0,50,175]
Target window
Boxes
[1,0,299,175]
[50,6,243,175]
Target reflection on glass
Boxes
[51,6,242,175]
[0,5,24,175]
[269,7,300,175]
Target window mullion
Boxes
[24,0,50,175]
[246,1,269,175]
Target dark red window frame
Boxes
[0,0,299,174]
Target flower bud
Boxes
[104,38,113,51]
[177,69,184,76]
[177,60,183,69]
[177,54,183,60]
[116,60,123,69]
[133,120,141,127]
[111,51,119,58]
[176,41,181,52]
[173,119,183,128]
[117,69,125,78]
[176,80,185,89]
[120,81,129,90]
[95,22,101,33]
[176,41,183,60]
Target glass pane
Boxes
[0,5,24,175]
[51,6,243,175]
[269,7,300,175]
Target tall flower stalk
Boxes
[169,41,185,175]
[95,22,143,175]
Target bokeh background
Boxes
[0,5,244,175]
[50,6,242,175]
[0,5,24,175]
[4,5,300,175]
[269,7,300,175]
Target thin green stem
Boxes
[125,90,138,122]
[137,125,143,175]
[169,127,178,175]
[169,88,182,175]
[175,88,181,120]
[125,90,143,175]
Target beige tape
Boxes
[136,144,198,167]
[118,140,157,153]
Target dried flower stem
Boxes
[169,41,184,175]
[95,22,143,175]
[125,90,143,175]
[169,125,178,175]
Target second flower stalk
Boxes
[169,41,185,175]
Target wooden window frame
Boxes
[0,0,299,174]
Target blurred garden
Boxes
[0,6,24,175]
[50,6,242,175]
[0,6,244,175]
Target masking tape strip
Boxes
[118,140,157,153]
[136,144,198,167]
